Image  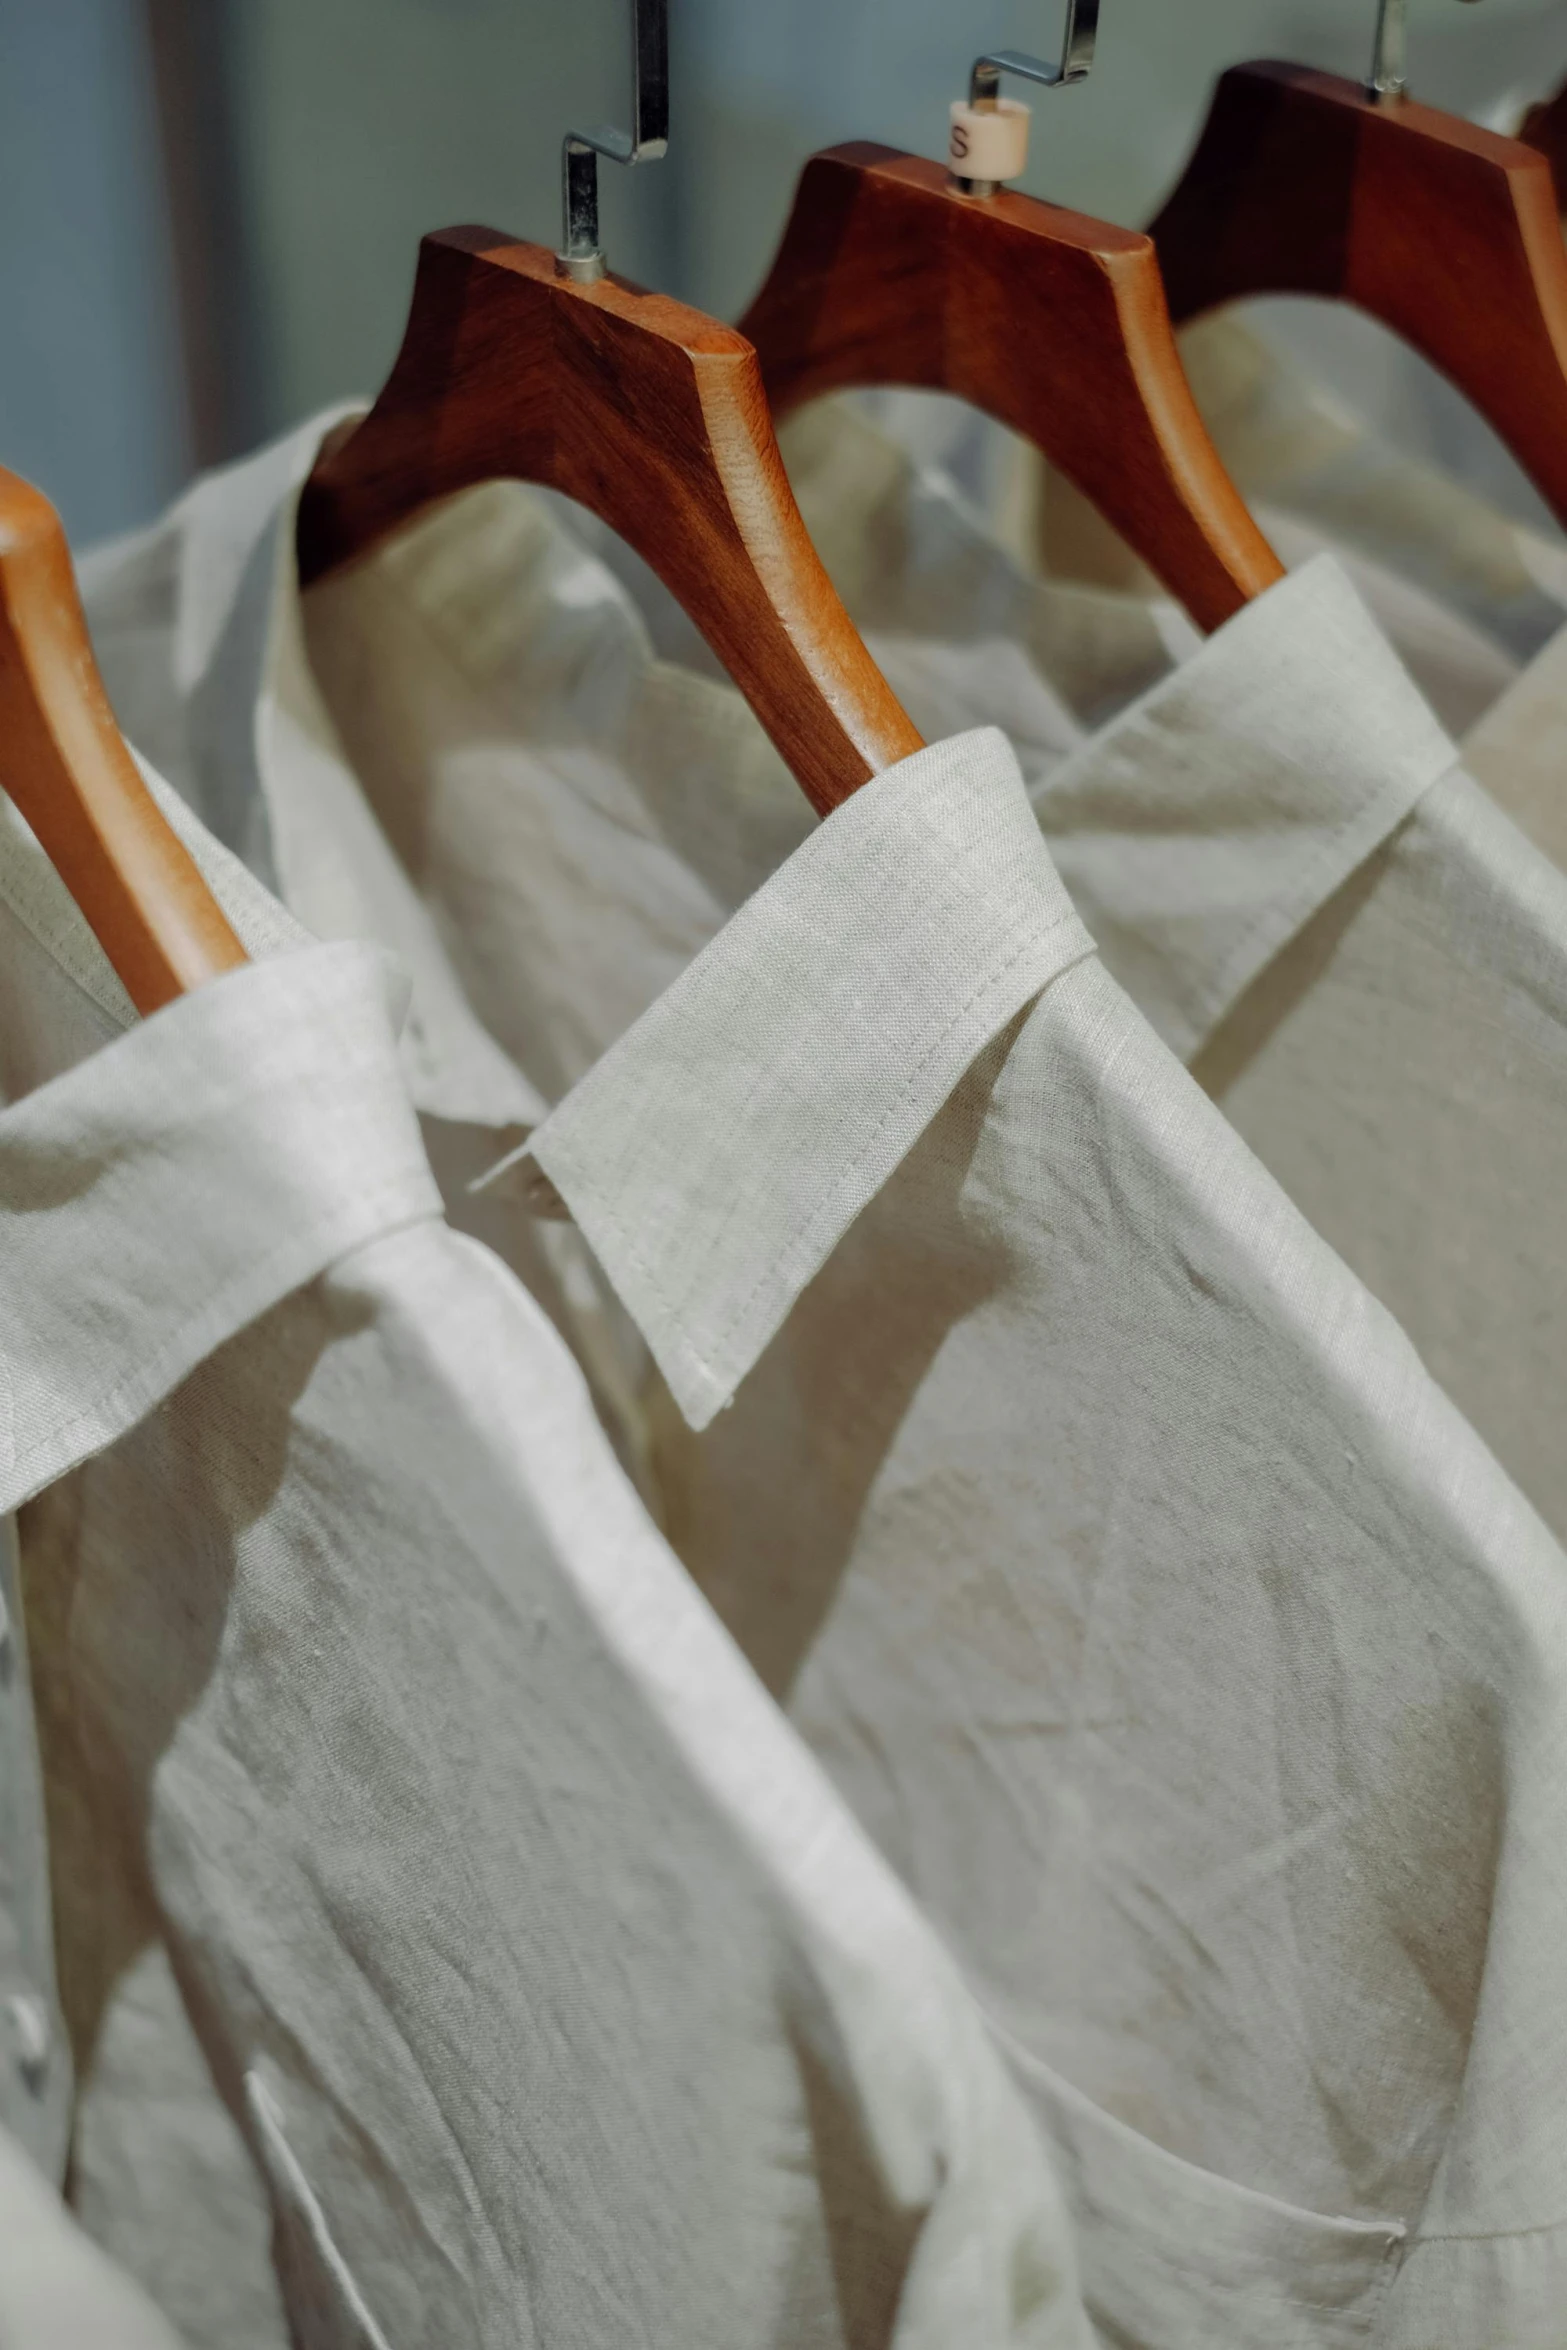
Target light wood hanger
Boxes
[1150,2,1567,529]
[0,468,245,1013]
[297,0,920,818]
[739,8,1285,636]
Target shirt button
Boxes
[7,1993,49,2089]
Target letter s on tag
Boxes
[950,121,970,162]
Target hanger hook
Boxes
[1369,0,1485,105]
[1368,0,1408,98]
[968,0,1099,112]
[557,0,670,284]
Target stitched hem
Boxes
[545,910,1091,1421]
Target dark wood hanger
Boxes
[1150,61,1567,528]
[737,143,1285,635]
[297,229,922,817]
[0,468,245,1012]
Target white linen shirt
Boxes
[79,418,1567,2342]
[0,777,1089,2348]
[515,721,1567,2349]
[82,415,1567,1558]
[773,409,1567,1568]
[557,391,1567,1568]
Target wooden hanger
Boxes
[0,469,245,1012]
[738,10,1285,636]
[1149,3,1567,529]
[298,0,919,818]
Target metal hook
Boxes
[954,0,1099,195]
[557,0,669,284]
[1368,0,1409,98]
[1368,0,1484,104]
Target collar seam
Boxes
[566,904,1090,1395]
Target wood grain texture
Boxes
[0,470,245,1012]
[738,144,1284,635]
[298,229,921,816]
[1152,63,1567,529]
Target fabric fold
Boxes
[1033,556,1460,1061]
[526,728,1094,1426]
[0,940,440,1510]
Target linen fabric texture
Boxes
[79,418,1567,2342]
[0,767,1087,2348]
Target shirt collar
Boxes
[1031,554,1461,1062]
[522,726,1094,1430]
[0,937,441,1514]
[83,408,548,1135]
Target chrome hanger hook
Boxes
[557,0,669,284]
[951,0,1098,195]
[1369,0,1484,104]
[968,0,1099,113]
[1368,0,1409,98]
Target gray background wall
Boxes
[1,0,1564,547]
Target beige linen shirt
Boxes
[513,720,1567,2349]
[79,430,1567,2340]
[783,412,1567,1569]
[406,399,1567,1569]
[83,414,1567,1554]
[0,775,1088,2347]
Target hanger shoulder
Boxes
[299,228,919,814]
[0,472,245,1013]
[1152,63,1567,527]
[740,145,1283,632]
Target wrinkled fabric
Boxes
[570,379,1567,1570]
[84,410,1567,1559]
[1021,577,1567,1558]
[0,773,304,2350]
[80,414,1567,2343]
[575,383,1534,748]
[889,309,1567,682]
[524,724,1567,2349]
[0,765,1089,2350]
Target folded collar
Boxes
[1032,555,1461,1061]
[0,940,441,1512]
[522,727,1094,1429]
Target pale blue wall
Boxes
[0,0,188,541]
